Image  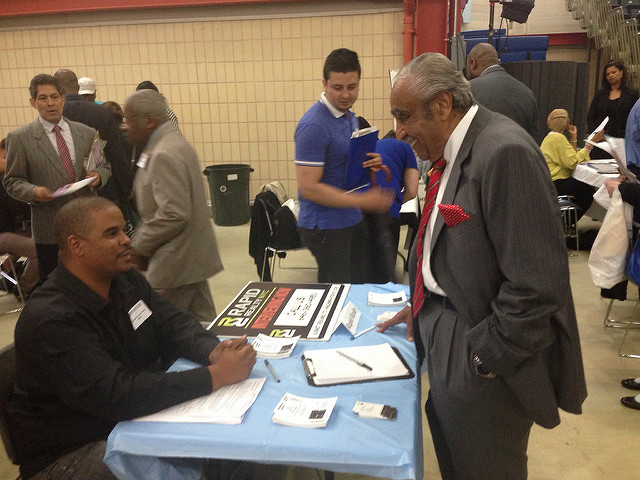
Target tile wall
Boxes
[0,8,405,199]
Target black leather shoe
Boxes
[621,378,640,390]
[621,396,640,410]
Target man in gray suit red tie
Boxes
[3,74,111,284]
[378,53,587,479]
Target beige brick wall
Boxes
[0,5,405,200]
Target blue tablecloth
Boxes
[104,283,422,480]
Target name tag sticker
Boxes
[129,300,152,330]
[137,153,149,169]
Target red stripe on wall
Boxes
[522,32,589,46]
[0,0,300,17]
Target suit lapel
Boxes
[69,120,89,176]
[430,106,492,249]
[31,119,70,179]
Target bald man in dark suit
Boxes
[466,42,539,140]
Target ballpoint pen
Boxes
[336,350,373,371]
[264,359,281,382]
[351,325,376,339]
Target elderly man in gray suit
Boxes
[121,89,223,325]
[3,73,111,284]
[378,53,587,479]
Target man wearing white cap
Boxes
[78,77,100,103]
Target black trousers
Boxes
[35,243,59,285]
[299,222,372,284]
[363,212,401,284]
[553,176,596,221]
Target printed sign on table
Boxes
[208,282,350,341]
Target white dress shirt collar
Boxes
[320,92,354,119]
[38,116,69,133]
[422,104,479,296]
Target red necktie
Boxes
[412,157,447,319]
[53,125,76,182]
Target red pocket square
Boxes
[438,204,470,227]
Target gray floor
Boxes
[0,219,639,480]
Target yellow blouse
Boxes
[540,132,591,181]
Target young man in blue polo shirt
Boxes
[295,48,393,283]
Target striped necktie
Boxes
[53,125,76,182]
[412,157,447,319]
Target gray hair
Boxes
[124,89,169,122]
[395,52,475,115]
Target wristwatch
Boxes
[472,353,496,379]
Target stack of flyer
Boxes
[134,377,266,424]
[272,392,337,428]
[251,333,300,358]
[367,290,408,307]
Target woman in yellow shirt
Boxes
[540,108,603,220]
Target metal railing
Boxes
[566,0,640,89]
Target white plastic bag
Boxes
[588,189,633,288]
[593,184,611,210]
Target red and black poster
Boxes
[208,282,350,341]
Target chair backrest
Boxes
[0,343,19,464]
[271,205,302,250]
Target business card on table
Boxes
[367,291,407,307]
[352,401,397,420]
[251,333,300,358]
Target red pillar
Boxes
[403,0,416,64]
[414,0,450,56]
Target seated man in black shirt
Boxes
[7,196,257,479]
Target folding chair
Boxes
[257,198,311,282]
[0,254,25,310]
[558,196,579,255]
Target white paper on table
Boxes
[586,136,638,183]
[272,392,337,428]
[134,377,266,424]
[51,177,94,198]
[251,333,300,358]
[376,311,397,323]
[367,290,407,307]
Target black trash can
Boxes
[203,164,254,226]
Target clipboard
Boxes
[301,343,414,387]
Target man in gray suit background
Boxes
[3,73,111,283]
[121,89,223,325]
[466,42,539,140]
[379,53,587,479]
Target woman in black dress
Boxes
[587,60,639,159]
